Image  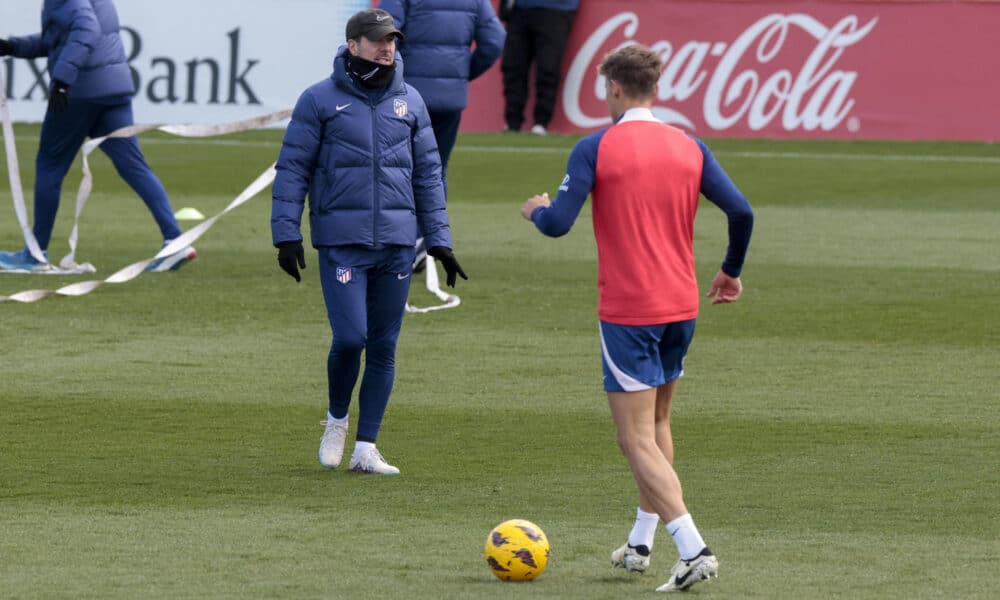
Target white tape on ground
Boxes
[406,256,460,314]
[0,93,287,301]
[0,165,276,303]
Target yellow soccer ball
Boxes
[484,519,550,581]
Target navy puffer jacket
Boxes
[271,46,452,250]
[379,0,505,112]
[10,0,134,99]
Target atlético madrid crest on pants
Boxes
[336,267,352,284]
[394,99,408,117]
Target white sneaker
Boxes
[655,547,718,592]
[348,446,400,475]
[611,543,650,573]
[530,124,547,136]
[318,419,348,469]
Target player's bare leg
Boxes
[608,389,688,523]
[609,386,718,592]
[638,380,678,509]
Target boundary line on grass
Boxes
[4,133,998,164]
[143,140,1000,165]
[457,146,1000,165]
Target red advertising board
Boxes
[465,1,1000,140]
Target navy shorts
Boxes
[599,319,696,392]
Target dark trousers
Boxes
[34,98,181,249]
[501,7,576,130]
[428,109,463,190]
[318,244,415,443]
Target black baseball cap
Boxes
[345,9,404,42]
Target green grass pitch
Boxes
[1,125,998,598]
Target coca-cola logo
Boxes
[563,13,878,133]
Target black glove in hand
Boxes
[427,246,467,288]
[48,80,69,113]
[276,240,305,282]
[0,39,13,56]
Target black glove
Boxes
[276,240,305,282]
[0,39,13,56]
[48,79,69,113]
[427,246,467,288]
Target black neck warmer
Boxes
[346,54,396,89]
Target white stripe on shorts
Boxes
[599,324,653,392]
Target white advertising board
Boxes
[1,0,370,123]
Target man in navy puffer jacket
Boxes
[0,0,194,272]
[378,0,504,179]
[378,0,504,272]
[271,8,467,476]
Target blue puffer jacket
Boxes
[10,0,134,99]
[272,46,452,251]
[378,0,505,112]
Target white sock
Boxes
[352,440,375,460]
[627,507,659,550]
[665,513,706,560]
[327,412,348,426]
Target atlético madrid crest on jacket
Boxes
[394,99,408,117]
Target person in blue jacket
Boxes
[378,0,504,271]
[0,0,195,272]
[378,0,504,181]
[271,8,467,476]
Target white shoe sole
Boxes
[655,556,718,592]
